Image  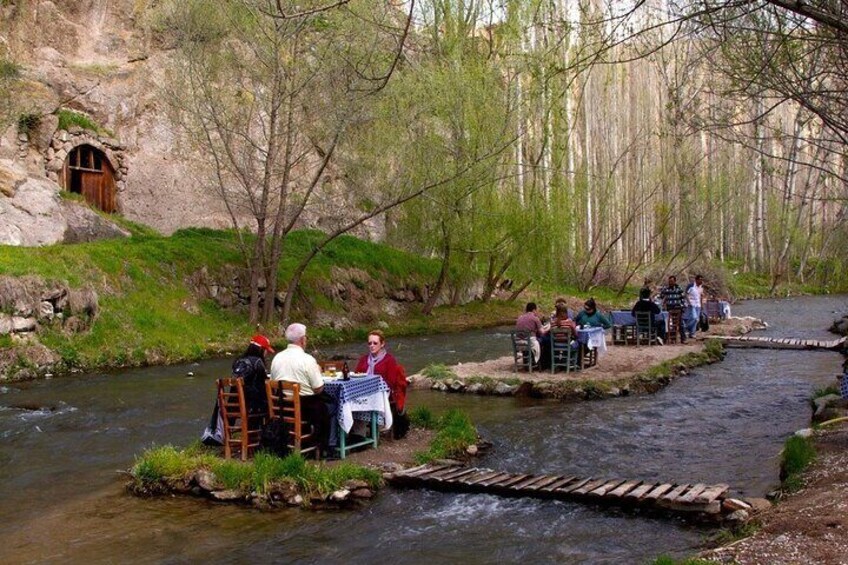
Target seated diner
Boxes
[516,302,548,364]
[270,323,339,454]
[574,298,611,329]
[355,330,409,439]
[631,287,667,343]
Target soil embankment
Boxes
[702,423,848,564]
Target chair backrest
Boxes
[265,380,318,455]
[550,326,573,348]
[217,377,262,461]
[511,330,533,372]
[634,311,653,329]
[704,300,721,319]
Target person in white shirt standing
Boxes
[270,323,338,454]
[684,274,705,339]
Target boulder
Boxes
[725,509,750,522]
[12,317,37,332]
[194,469,217,491]
[68,288,99,318]
[210,490,242,501]
[722,498,752,512]
[494,382,517,395]
[344,480,370,491]
[330,489,350,502]
[38,301,54,321]
[0,316,13,335]
[794,427,814,438]
[286,494,303,506]
[0,160,27,198]
[466,444,478,456]
[350,488,374,500]
[742,497,772,513]
[465,383,484,394]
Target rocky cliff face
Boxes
[0,0,384,239]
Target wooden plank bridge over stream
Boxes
[387,463,751,521]
[714,335,845,351]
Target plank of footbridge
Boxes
[676,483,708,503]
[559,477,592,494]
[624,483,656,501]
[423,466,464,481]
[476,472,513,486]
[607,479,641,498]
[572,478,608,496]
[438,468,480,482]
[540,476,577,492]
[643,483,675,501]
[588,479,627,497]
[694,484,729,504]
[497,474,532,489]
[397,464,429,476]
[513,475,553,490]
[661,484,690,502]
[460,469,497,485]
[406,464,450,478]
[526,476,565,491]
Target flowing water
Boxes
[0,296,845,563]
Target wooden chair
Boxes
[550,327,579,373]
[611,324,628,346]
[217,378,263,461]
[635,311,658,346]
[265,380,320,458]
[511,330,534,373]
[666,309,682,344]
[704,300,722,323]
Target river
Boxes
[0,296,845,563]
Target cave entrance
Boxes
[61,144,117,213]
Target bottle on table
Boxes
[342,361,350,381]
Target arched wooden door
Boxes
[61,145,117,213]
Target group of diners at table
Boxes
[514,274,729,372]
[209,324,409,460]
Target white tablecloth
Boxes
[323,376,393,433]
[576,327,607,355]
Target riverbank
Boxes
[701,422,848,564]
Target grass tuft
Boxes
[408,405,436,429]
[781,435,816,491]
[414,408,477,464]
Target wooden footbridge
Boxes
[388,463,749,521]
[714,335,845,351]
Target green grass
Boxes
[414,408,478,464]
[811,385,840,402]
[408,406,437,429]
[0,228,457,374]
[420,364,457,380]
[56,108,111,135]
[780,435,816,492]
[131,445,381,498]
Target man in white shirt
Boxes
[684,274,704,339]
[270,323,337,452]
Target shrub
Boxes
[781,435,816,479]
[56,108,106,134]
[16,112,40,135]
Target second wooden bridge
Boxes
[714,335,845,351]
[387,463,753,522]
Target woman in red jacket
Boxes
[355,330,409,438]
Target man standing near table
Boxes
[270,323,338,453]
[685,274,705,339]
[660,275,687,344]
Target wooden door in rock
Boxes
[61,144,117,213]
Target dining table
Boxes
[322,374,393,459]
